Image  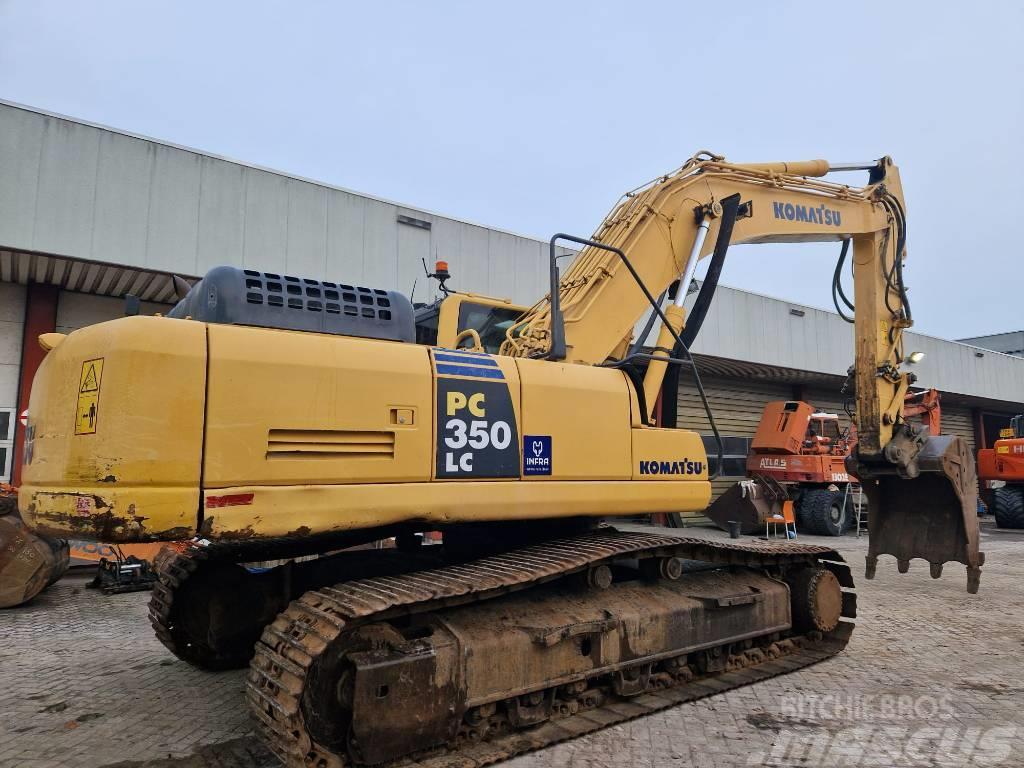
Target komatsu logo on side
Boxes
[773,201,841,226]
[639,459,703,476]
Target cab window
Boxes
[817,419,842,442]
[456,302,523,354]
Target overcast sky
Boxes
[1,1,1020,340]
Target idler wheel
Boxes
[787,567,842,634]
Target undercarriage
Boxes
[149,527,855,767]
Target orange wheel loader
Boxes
[707,389,942,537]
[978,415,1024,528]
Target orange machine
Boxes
[706,401,856,537]
[977,415,1024,529]
[903,389,942,437]
[708,391,941,538]
[748,401,854,482]
[68,541,168,567]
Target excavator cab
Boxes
[415,285,527,353]
[805,413,847,456]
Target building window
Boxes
[0,408,13,483]
[701,435,751,478]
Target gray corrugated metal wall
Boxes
[0,282,22,482]
[0,101,558,306]
[676,376,793,501]
[939,406,975,453]
[685,285,1024,407]
[0,283,25,410]
[55,293,175,336]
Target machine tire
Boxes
[992,486,1024,529]
[801,488,847,537]
[793,492,810,529]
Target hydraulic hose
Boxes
[832,238,855,323]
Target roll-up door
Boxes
[676,376,793,503]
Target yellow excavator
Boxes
[18,152,982,768]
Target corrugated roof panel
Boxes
[111,269,138,296]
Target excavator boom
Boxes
[502,152,981,590]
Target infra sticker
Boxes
[523,435,552,476]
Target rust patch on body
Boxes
[43,514,193,543]
[35,510,133,541]
[216,525,258,541]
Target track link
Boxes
[149,542,226,667]
[149,538,445,670]
[245,529,855,768]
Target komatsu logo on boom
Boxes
[773,201,841,226]
[639,459,703,476]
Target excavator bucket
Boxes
[705,479,783,535]
[862,436,983,593]
[0,514,70,608]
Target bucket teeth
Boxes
[860,436,983,593]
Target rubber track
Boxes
[243,529,854,768]
[149,543,207,660]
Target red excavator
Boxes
[707,390,941,537]
[978,415,1024,528]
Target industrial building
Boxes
[1,99,1022,493]
[958,331,1024,358]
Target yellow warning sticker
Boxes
[1000,427,1014,438]
[75,358,104,435]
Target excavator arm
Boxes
[502,152,982,591]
